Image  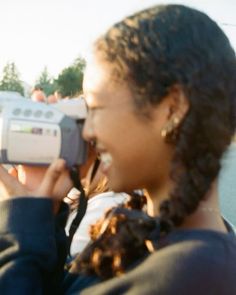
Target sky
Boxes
[0,0,235,86]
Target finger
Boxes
[17,165,48,190]
[51,169,74,214]
[8,166,18,178]
[0,165,27,199]
[36,159,67,196]
[53,170,73,200]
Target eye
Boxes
[87,106,104,117]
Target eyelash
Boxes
[87,106,104,115]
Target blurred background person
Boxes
[47,93,58,104]
[31,85,47,102]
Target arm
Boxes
[0,160,73,294]
[0,198,56,294]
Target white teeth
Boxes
[100,153,113,168]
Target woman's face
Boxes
[82,55,174,194]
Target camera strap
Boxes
[68,166,88,254]
[67,158,101,255]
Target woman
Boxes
[0,4,236,294]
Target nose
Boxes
[82,115,95,142]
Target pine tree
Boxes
[55,56,86,98]
[35,67,56,96]
[0,62,24,96]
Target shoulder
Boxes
[139,230,236,293]
[81,230,236,295]
[154,230,236,274]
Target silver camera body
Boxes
[0,92,87,167]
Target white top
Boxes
[65,191,128,256]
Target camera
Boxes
[0,92,88,167]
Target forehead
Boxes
[83,55,110,94]
[83,55,132,106]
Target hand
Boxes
[0,159,73,213]
[10,164,82,212]
[9,165,48,191]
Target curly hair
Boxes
[68,193,159,279]
[94,5,236,230]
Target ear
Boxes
[165,85,189,123]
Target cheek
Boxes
[114,129,156,168]
[118,127,165,169]
[93,111,126,142]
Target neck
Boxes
[146,180,227,233]
[145,184,171,217]
[180,182,227,232]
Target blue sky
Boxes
[0,0,235,85]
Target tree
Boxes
[0,62,24,96]
[35,67,56,96]
[73,56,86,72]
[55,56,86,98]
